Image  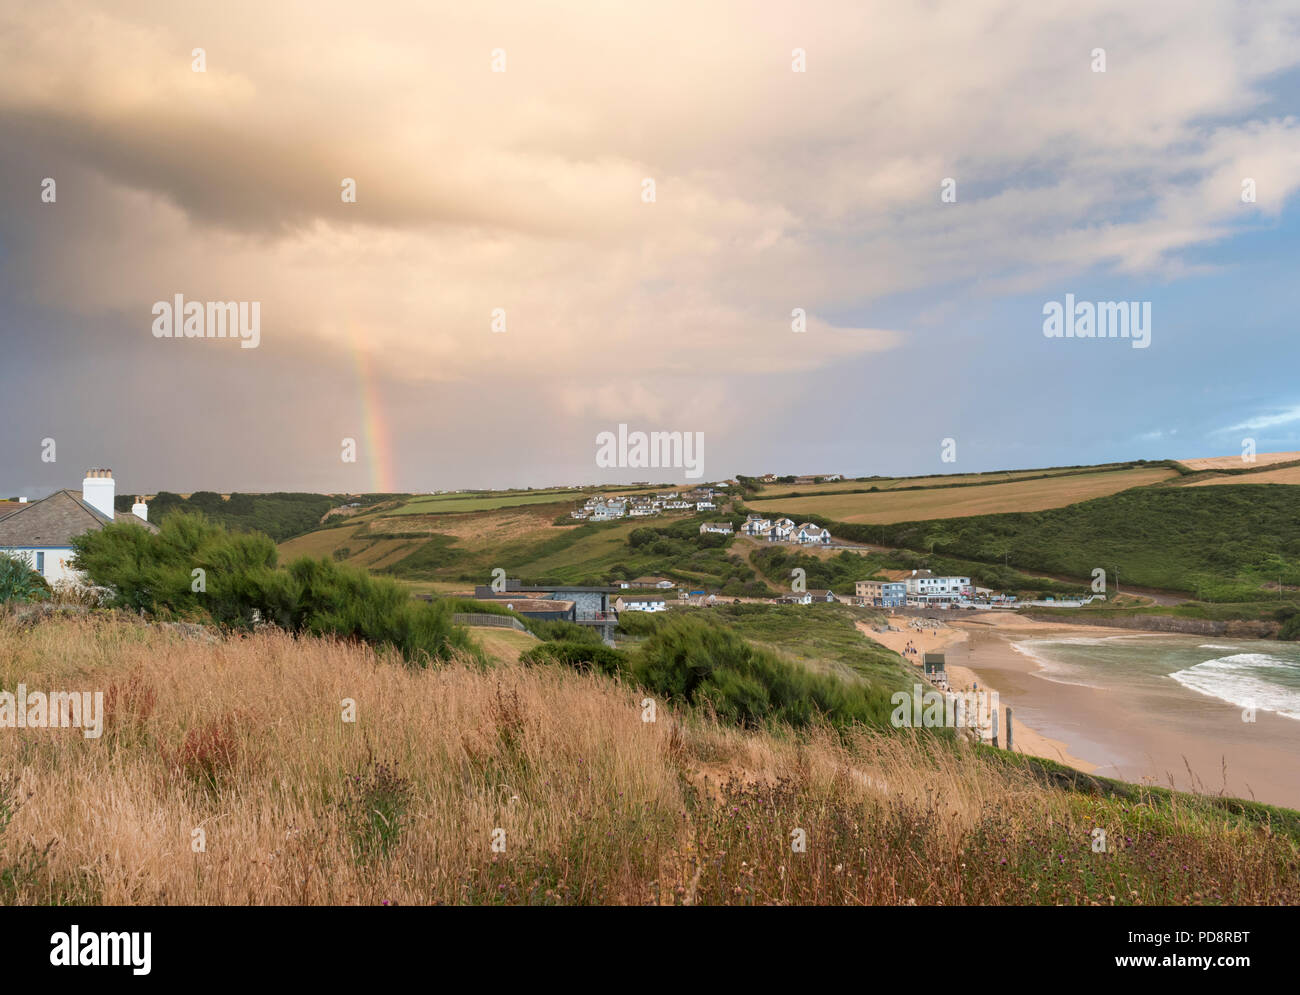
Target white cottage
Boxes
[0,469,157,587]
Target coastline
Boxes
[863,611,1300,808]
[859,615,1096,771]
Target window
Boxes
[35,551,45,573]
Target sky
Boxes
[2,0,1299,495]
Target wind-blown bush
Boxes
[524,619,603,644]
[70,512,470,663]
[519,640,627,676]
[629,615,897,730]
[0,553,50,604]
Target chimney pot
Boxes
[82,467,117,519]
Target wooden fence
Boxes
[452,612,527,631]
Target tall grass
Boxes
[2,615,1294,905]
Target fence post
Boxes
[991,707,999,749]
[1006,707,1013,752]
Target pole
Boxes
[1006,707,1013,752]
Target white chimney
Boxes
[82,468,115,520]
[132,496,149,522]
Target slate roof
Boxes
[0,490,158,547]
[496,599,576,613]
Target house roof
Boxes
[0,490,158,547]
[497,599,576,613]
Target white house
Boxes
[695,500,716,511]
[590,500,625,521]
[0,469,157,587]
[616,594,667,612]
[699,521,733,535]
[903,569,972,601]
[794,522,832,545]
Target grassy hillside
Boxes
[745,465,1178,524]
[2,615,1295,905]
[281,506,767,593]
[139,491,399,542]
[838,484,1300,602]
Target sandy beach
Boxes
[877,612,1300,808]
[860,611,1300,808]
[859,614,1097,770]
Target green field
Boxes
[386,491,580,515]
[838,484,1300,603]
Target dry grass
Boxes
[756,465,1129,498]
[1183,464,1300,487]
[1,615,1295,905]
[1178,452,1300,471]
[745,467,1178,524]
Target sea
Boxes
[1009,633,1300,721]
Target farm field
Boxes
[1178,451,1300,471]
[387,491,580,515]
[756,463,1131,498]
[1183,464,1300,487]
[745,466,1179,524]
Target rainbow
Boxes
[348,328,396,493]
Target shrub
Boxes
[616,611,667,637]
[0,553,50,604]
[525,619,602,644]
[1280,613,1300,641]
[629,615,896,730]
[71,512,471,664]
[519,640,627,677]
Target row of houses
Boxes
[739,514,832,545]
[572,487,722,521]
[855,570,974,607]
[774,589,839,605]
[757,473,843,484]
